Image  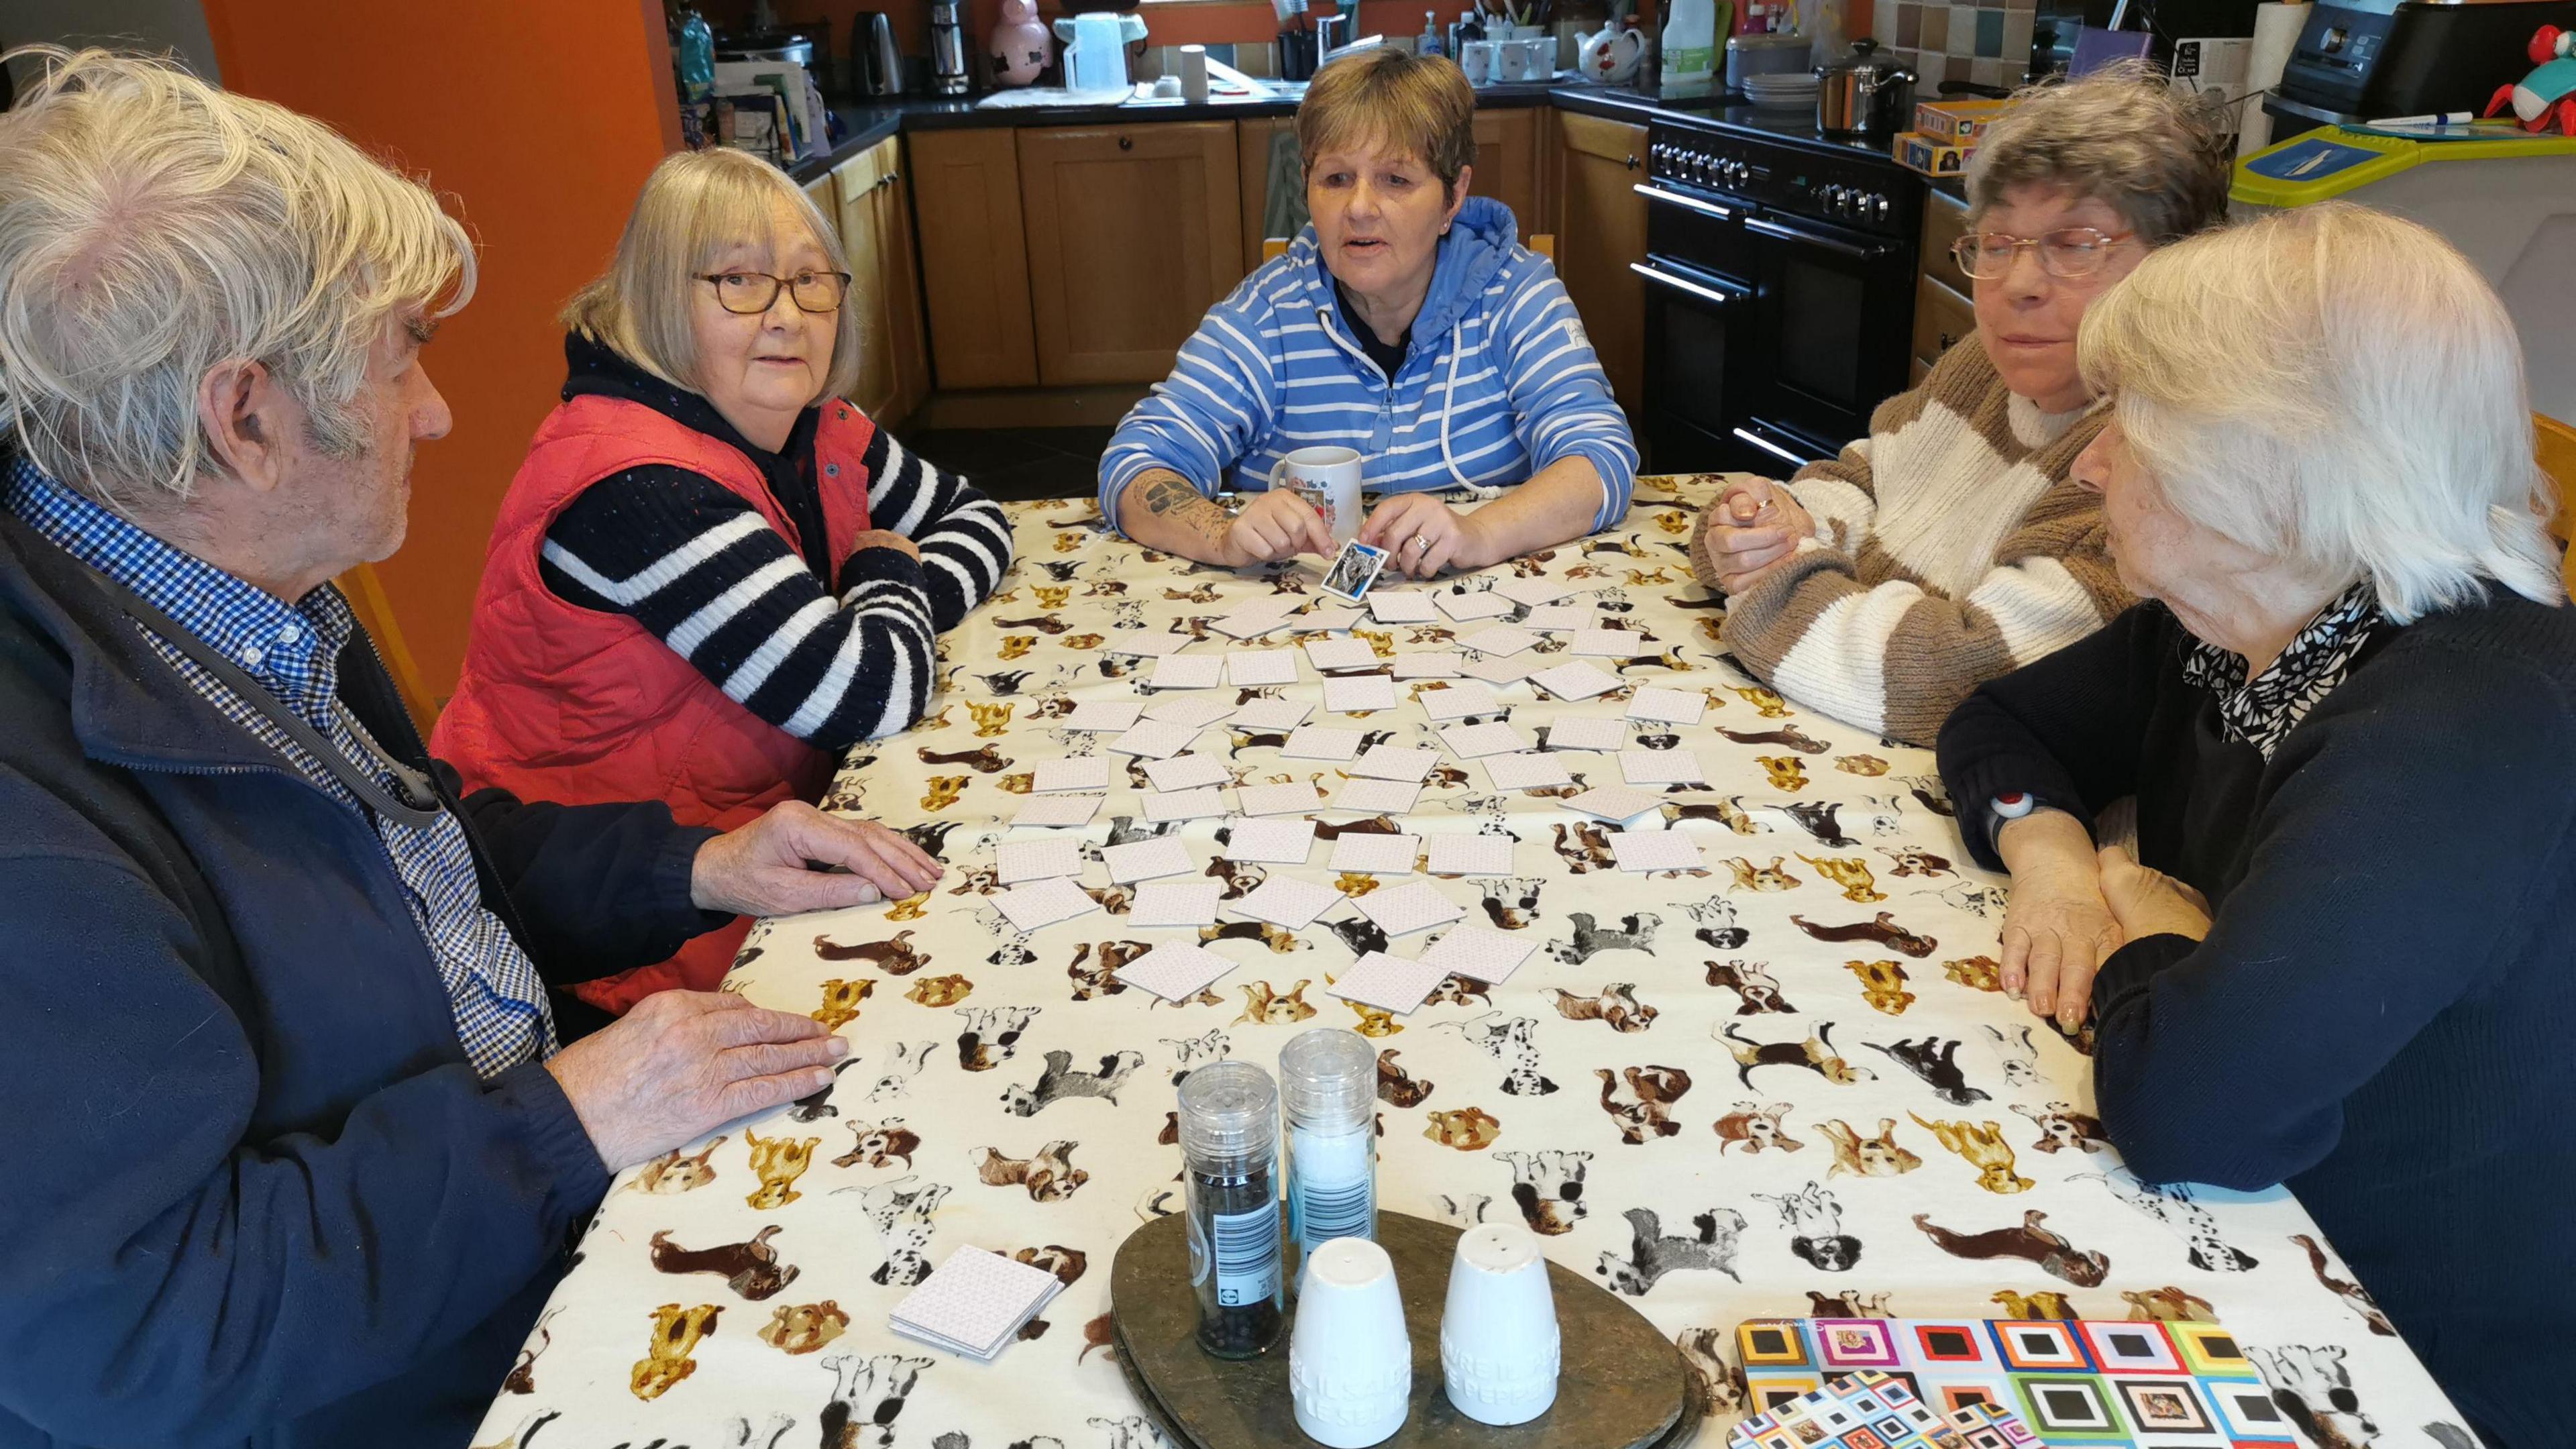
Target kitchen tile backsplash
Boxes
[1881,0,2033,93]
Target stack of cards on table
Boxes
[889,1246,1065,1361]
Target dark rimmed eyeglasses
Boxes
[696,270,852,315]
[1950,227,2137,280]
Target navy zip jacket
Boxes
[1938,595,2576,1449]
[0,508,727,1449]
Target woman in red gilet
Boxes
[437,148,1009,1021]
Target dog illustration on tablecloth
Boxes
[971,1141,1087,1203]
[849,1177,954,1285]
[1910,1114,2034,1193]
[627,1136,725,1194]
[758,1300,849,1356]
[869,1040,938,1101]
[1550,982,1658,1032]
[1546,912,1662,966]
[651,1223,801,1300]
[2078,1167,2259,1272]
[1711,1099,1799,1154]
[834,1118,920,1171]
[1597,1066,1694,1144]
[1719,1021,1873,1087]
[1163,1028,1231,1086]
[1755,1181,1862,1273]
[818,1352,933,1449]
[630,1301,721,1401]
[1866,1036,1990,1106]
[1495,1148,1591,1234]
[955,1006,1038,1071]
[2249,1345,2381,1449]
[2291,1233,2397,1336]
[1478,876,1547,929]
[1595,1205,1748,1295]
[1437,1012,1559,1095]
[1705,959,1796,1014]
[1913,1209,2109,1287]
[816,932,931,975]
[1000,1049,1145,1116]
[1808,1118,1916,1179]
[1685,895,1750,949]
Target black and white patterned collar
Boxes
[2180,580,2383,759]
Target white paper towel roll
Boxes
[2239,1,2309,159]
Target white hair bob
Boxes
[2079,202,2562,622]
[0,46,475,513]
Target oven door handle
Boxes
[1744,214,1894,261]
[1631,182,1737,223]
[1731,425,1816,470]
[1629,261,1748,309]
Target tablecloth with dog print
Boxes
[473,476,2471,1449]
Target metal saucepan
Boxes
[1815,39,1917,134]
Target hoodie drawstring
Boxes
[1438,317,1470,490]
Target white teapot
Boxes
[1576,23,1646,85]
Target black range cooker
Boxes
[1629,106,1924,475]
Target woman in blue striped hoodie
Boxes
[1098,48,1639,576]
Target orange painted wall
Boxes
[201,0,682,698]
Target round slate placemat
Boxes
[1109,1210,1701,1449]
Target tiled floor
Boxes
[897,427,1111,503]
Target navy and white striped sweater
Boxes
[538,337,1009,749]
[1098,197,1638,531]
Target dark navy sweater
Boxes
[0,508,726,1448]
[1939,596,2576,1449]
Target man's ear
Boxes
[195,358,293,496]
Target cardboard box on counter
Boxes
[1894,130,1973,177]
[1913,97,2010,144]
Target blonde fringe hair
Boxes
[1295,47,1479,199]
[2078,203,2562,621]
[0,46,476,512]
[563,147,862,403]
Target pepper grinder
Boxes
[930,0,972,95]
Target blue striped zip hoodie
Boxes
[1098,197,1638,533]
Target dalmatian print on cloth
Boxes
[468,481,2471,1449]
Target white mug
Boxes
[1269,445,1363,544]
[1495,37,1538,80]
[1458,38,1497,85]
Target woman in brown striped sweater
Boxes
[1688,68,2231,745]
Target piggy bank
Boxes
[989,0,1053,87]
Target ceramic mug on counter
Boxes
[1497,35,1548,80]
[1458,38,1499,85]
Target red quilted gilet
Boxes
[434,394,874,1012]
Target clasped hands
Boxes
[1999,812,2215,1033]
[1220,488,1499,580]
[1701,478,1816,594]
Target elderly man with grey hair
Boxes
[0,49,941,1448]
[1941,204,2571,1448]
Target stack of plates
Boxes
[1741,72,1820,109]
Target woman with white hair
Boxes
[438,146,1002,1014]
[1938,203,2573,1446]
[1693,67,2232,744]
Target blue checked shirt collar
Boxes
[4,455,354,729]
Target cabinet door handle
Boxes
[1118,136,1133,150]
[1625,154,1638,169]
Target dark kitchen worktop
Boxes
[788,76,1913,183]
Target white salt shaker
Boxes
[1439,1222,1560,1425]
[1289,1237,1412,1447]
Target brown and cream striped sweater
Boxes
[1691,337,2129,745]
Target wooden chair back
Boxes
[2540,412,2576,596]
[337,562,441,739]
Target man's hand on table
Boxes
[1704,478,1815,594]
[1358,494,1499,578]
[691,800,944,917]
[547,991,847,1171]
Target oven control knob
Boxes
[1870,193,1890,221]
[1823,184,1847,212]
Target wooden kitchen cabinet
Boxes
[1912,271,1976,376]
[1471,107,1545,239]
[1550,110,1648,419]
[1237,115,1297,276]
[1017,121,1244,386]
[907,129,1040,390]
[833,136,930,427]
